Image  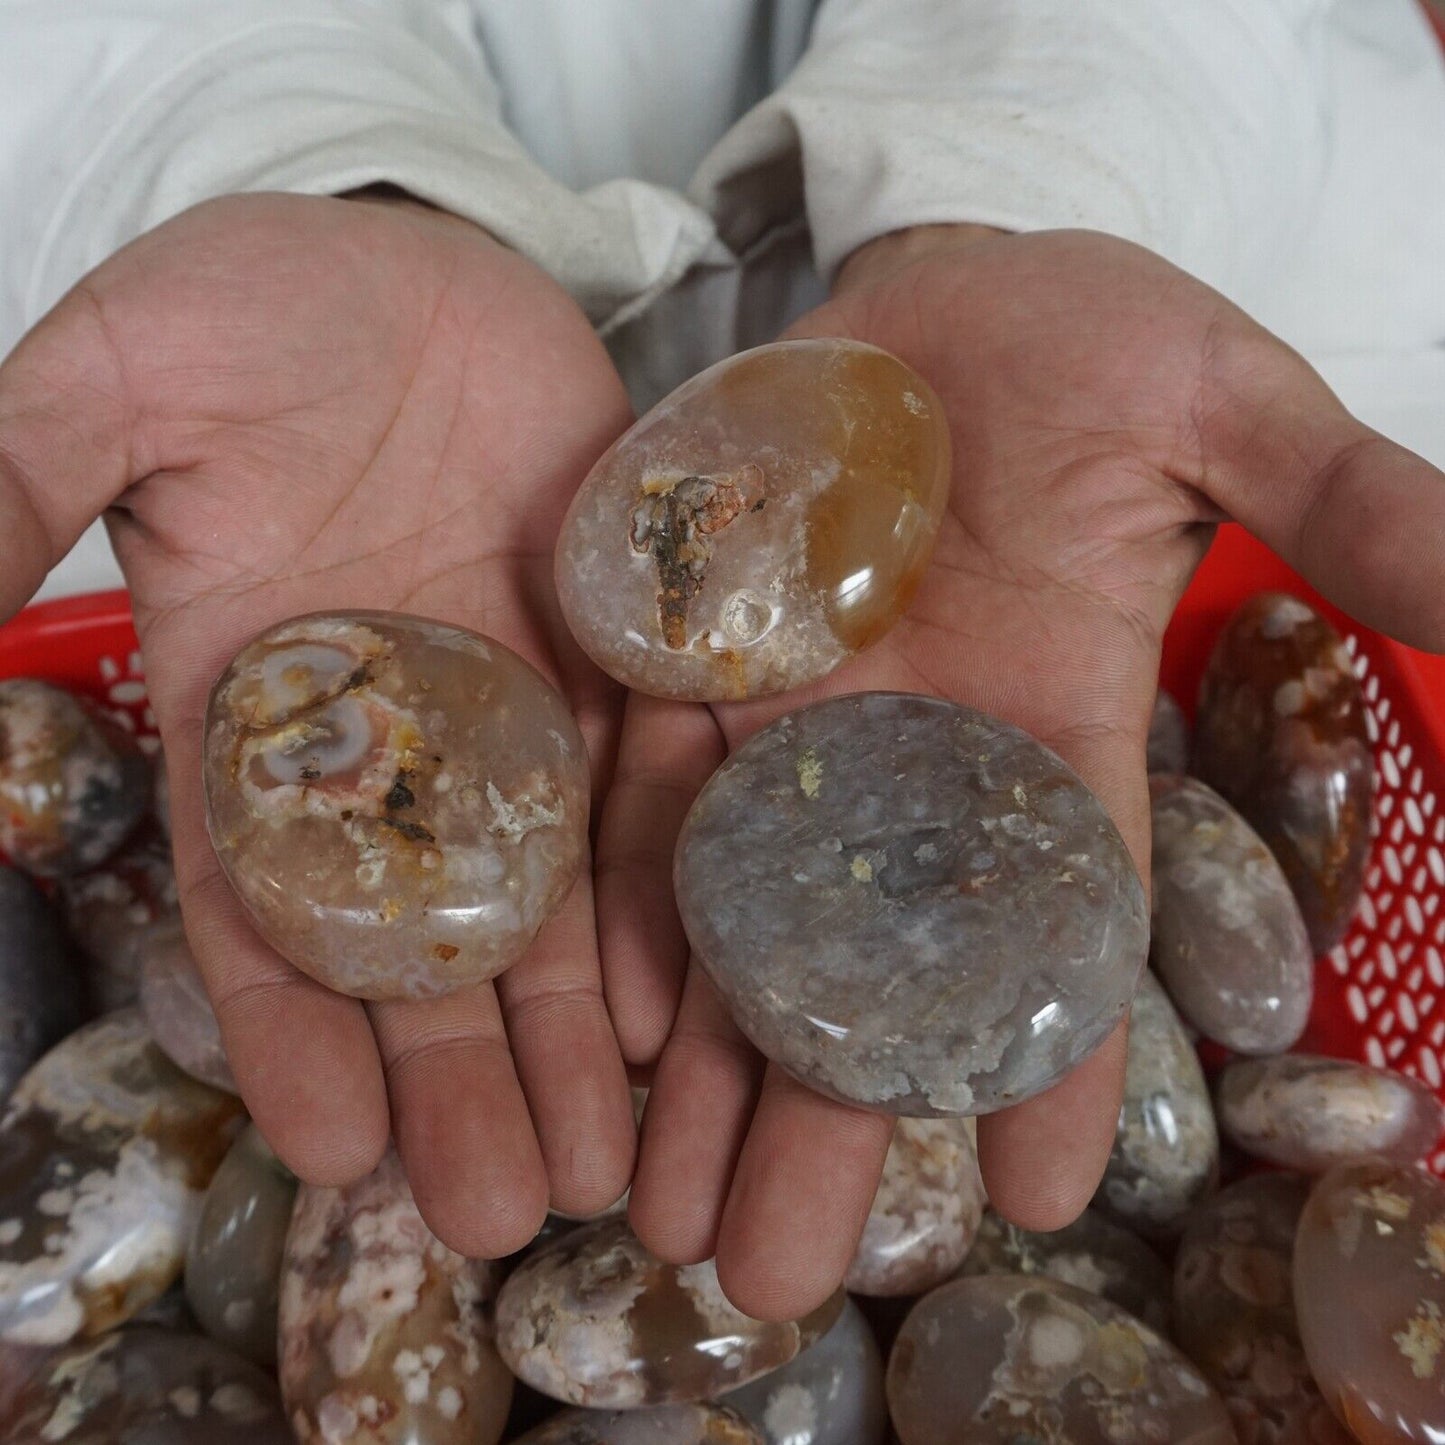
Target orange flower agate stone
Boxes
[555,340,951,701]
[203,613,589,1000]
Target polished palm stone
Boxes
[0,865,83,1100]
[56,821,178,1012]
[139,917,235,1093]
[956,1207,1173,1335]
[279,1149,512,1445]
[0,1010,244,1345]
[495,1219,843,1408]
[674,692,1148,1114]
[887,1274,1235,1445]
[203,612,589,1000]
[1147,689,1191,774]
[0,679,150,877]
[720,1297,887,1445]
[1094,971,1219,1239]
[1195,592,1373,953]
[845,1118,985,1296]
[555,340,951,702]
[186,1123,297,1366]
[515,1405,765,1445]
[1295,1160,1445,1443]
[1216,1053,1445,1171]
[0,1326,290,1441]
[1150,774,1313,1054]
[1174,1173,1352,1445]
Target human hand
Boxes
[0,191,640,1256]
[602,223,1445,1318]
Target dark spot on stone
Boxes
[384,773,415,812]
[381,818,435,844]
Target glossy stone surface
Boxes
[1217,1053,1444,1171]
[515,1405,765,1445]
[1195,592,1373,953]
[279,1149,512,1445]
[186,1123,297,1366]
[1295,1160,1445,1443]
[495,1219,843,1407]
[0,1326,290,1441]
[675,692,1148,1114]
[721,1297,887,1445]
[845,1118,984,1296]
[1147,689,1191,774]
[1094,971,1219,1239]
[204,612,589,1000]
[139,918,235,1093]
[0,865,83,1100]
[0,1009,243,1344]
[1150,774,1313,1054]
[887,1274,1235,1444]
[957,1207,1173,1334]
[56,823,179,1011]
[0,679,150,878]
[1175,1173,1351,1445]
[555,340,951,702]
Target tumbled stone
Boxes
[186,1123,297,1367]
[515,1404,765,1445]
[1147,689,1191,774]
[1295,1160,1445,1443]
[720,1296,887,1445]
[130,1280,198,1331]
[0,1010,243,1344]
[495,1218,843,1407]
[139,917,235,1093]
[56,823,179,1011]
[675,692,1147,1114]
[887,1274,1235,1445]
[1150,774,1313,1053]
[1195,592,1373,952]
[0,679,150,877]
[555,340,951,701]
[0,866,83,1100]
[845,1118,985,1296]
[1094,971,1219,1239]
[956,1207,1173,1335]
[279,1149,512,1445]
[0,1326,290,1441]
[1174,1173,1351,1445]
[203,612,589,1000]
[1216,1053,1444,1171]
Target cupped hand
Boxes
[0,191,640,1255]
[602,224,1445,1318]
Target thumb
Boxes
[1194,327,1445,651]
[0,285,139,619]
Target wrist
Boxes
[834,223,1006,296]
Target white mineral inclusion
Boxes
[674,693,1148,1115]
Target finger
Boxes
[163,703,390,1186]
[371,983,548,1258]
[1195,325,1445,650]
[629,964,764,1263]
[596,693,725,1065]
[977,1019,1128,1229]
[496,871,636,1219]
[714,1066,894,1322]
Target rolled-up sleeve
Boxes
[700,0,1333,304]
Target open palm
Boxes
[0,192,640,1256]
[607,227,1445,1318]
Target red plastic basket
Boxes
[4,532,1445,1171]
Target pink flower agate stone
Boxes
[203,612,589,1000]
[555,340,951,701]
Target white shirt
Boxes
[2,0,1443,598]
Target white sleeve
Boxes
[0,0,712,352]
[704,0,1333,305]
